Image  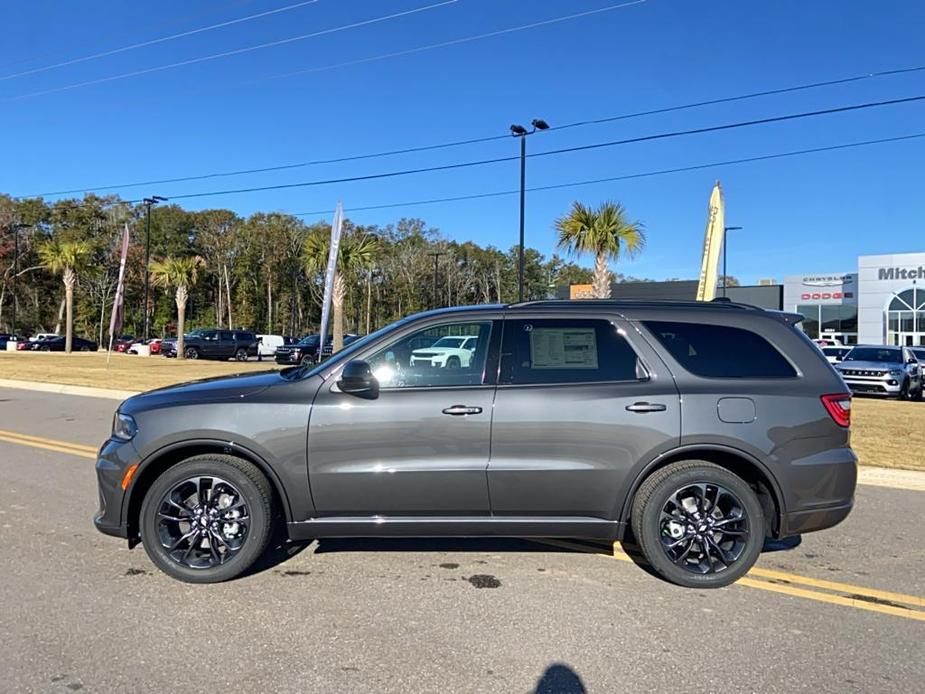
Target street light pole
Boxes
[4,223,31,336]
[722,226,743,297]
[141,196,167,340]
[428,251,445,310]
[510,118,549,303]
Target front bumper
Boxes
[93,437,140,540]
[838,370,904,396]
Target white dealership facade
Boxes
[784,252,925,346]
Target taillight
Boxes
[821,393,852,427]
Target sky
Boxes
[1,0,924,284]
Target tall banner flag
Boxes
[106,223,131,362]
[317,201,344,356]
[695,181,725,302]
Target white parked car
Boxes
[821,346,851,364]
[29,332,59,342]
[410,335,479,368]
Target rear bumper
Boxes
[780,499,853,536]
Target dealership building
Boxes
[784,252,925,346]
[563,251,925,347]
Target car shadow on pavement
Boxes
[312,537,592,554]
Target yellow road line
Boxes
[0,431,97,459]
[0,428,98,453]
[532,538,925,622]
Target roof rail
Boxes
[507,298,761,311]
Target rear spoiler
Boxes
[768,310,804,326]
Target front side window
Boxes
[366,321,492,389]
[501,318,643,385]
[644,321,797,379]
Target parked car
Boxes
[112,335,137,353]
[274,333,359,365]
[911,348,925,379]
[128,338,163,355]
[29,332,59,342]
[835,345,922,399]
[32,335,98,352]
[163,329,257,361]
[813,337,842,347]
[820,346,851,364]
[0,333,24,350]
[410,334,479,368]
[96,300,856,588]
[255,334,297,358]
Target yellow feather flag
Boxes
[696,181,725,301]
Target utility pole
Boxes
[510,118,550,303]
[141,196,167,340]
[722,226,743,297]
[5,223,30,335]
[428,251,445,310]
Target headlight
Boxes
[889,369,903,376]
[112,412,137,441]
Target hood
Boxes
[119,369,285,413]
[837,360,902,371]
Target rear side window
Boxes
[643,321,796,379]
[501,318,643,385]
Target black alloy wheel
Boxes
[139,454,273,583]
[632,461,765,588]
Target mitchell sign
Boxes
[877,266,925,281]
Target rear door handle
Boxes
[442,405,483,416]
[625,402,667,413]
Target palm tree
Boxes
[554,201,645,298]
[303,230,378,351]
[150,256,204,360]
[38,239,92,353]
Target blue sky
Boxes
[2,0,924,284]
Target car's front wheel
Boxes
[631,461,765,588]
[139,454,274,583]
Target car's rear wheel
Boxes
[631,461,765,588]
[184,347,199,360]
[234,348,248,362]
[139,454,274,583]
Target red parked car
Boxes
[112,335,136,353]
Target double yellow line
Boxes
[538,539,925,622]
[1,427,923,621]
[0,428,97,460]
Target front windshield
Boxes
[844,347,902,363]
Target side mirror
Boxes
[338,359,379,398]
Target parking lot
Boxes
[0,386,922,693]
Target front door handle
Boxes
[442,405,483,416]
[625,402,667,413]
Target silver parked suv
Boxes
[835,345,922,399]
[94,300,857,588]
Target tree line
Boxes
[1,194,653,352]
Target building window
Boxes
[887,288,925,340]
[797,304,820,338]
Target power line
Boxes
[3,0,459,102]
[0,0,260,71]
[81,92,925,204]
[28,61,925,197]
[0,0,320,82]
[290,133,925,217]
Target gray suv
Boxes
[94,300,856,588]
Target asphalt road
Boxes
[0,387,922,694]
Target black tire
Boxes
[300,354,314,366]
[184,347,199,360]
[234,348,248,362]
[139,454,274,583]
[445,356,461,369]
[631,461,765,589]
[80,345,91,352]
[898,379,910,401]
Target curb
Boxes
[856,465,925,492]
[0,378,138,401]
